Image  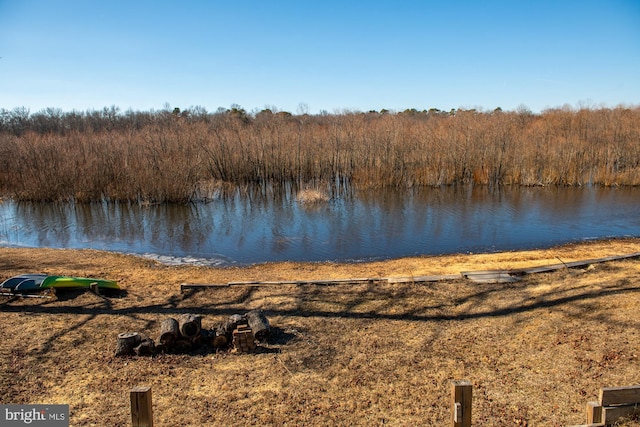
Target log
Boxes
[211,332,228,349]
[134,337,156,356]
[245,309,270,342]
[159,318,179,345]
[222,314,245,334]
[115,332,141,356]
[213,314,245,345]
[199,328,212,341]
[178,314,202,338]
[172,338,193,354]
[190,332,207,349]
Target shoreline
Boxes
[2,237,640,291]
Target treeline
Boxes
[0,105,639,202]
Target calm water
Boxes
[0,186,638,266]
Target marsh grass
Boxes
[1,106,639,202]
[296,188,330,205]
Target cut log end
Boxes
[245,309,270,342]
[212,334,228,349]
[159,317,180,345]
[115,332,141,356]
[134,337,156,356]
[178,314,202,338]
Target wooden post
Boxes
[451,380,472,427]
[586,401,603,424]
[89,282,100,295]
[130,386,153,427]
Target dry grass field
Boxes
[1,239,639,426]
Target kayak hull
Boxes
[1,274,119,291]
[41,276,119,289]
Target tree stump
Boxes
[159,318,179,345]
[116,332,141,356]
[245,309,270,342]
[178,314,202,338]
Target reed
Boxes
[296,187,330,205]
[1,105,639,202]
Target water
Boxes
[0,186,638,266]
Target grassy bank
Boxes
[1,239,639,426]
[1,106,640,202]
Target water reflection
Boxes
[0,186,638,265]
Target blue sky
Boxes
[1,0,639,114]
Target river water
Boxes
[0,186,638,266]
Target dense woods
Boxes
[1,105,639,203]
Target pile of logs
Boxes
[115,309,270,357]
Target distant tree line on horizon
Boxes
[0,104,639,202]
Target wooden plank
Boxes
[180,251,640,291]
[183,274,461,290]
[586,401,603,424]
[227,280,300,285]
[130,386,153,427]
[451,380,472,427]
[599,385,640,406]
[603,404,640,424]
[462,272,520,283]
[513,263,567,274]
[461,270,502,275]
[180,283,229,292]
[386,274,460,283]
[512,252,640,276]
[182,278,384,290]
[227,278,380,286]
[565,252,640,268]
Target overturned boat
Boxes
[0,274,119,292]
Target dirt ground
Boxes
[1,239,639,426]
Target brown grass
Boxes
[296,188,330,205]
[1,238,640,426]
[1,106,640,202]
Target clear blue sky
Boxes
[1,0,639,114]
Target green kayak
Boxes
[0,274,119,292]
